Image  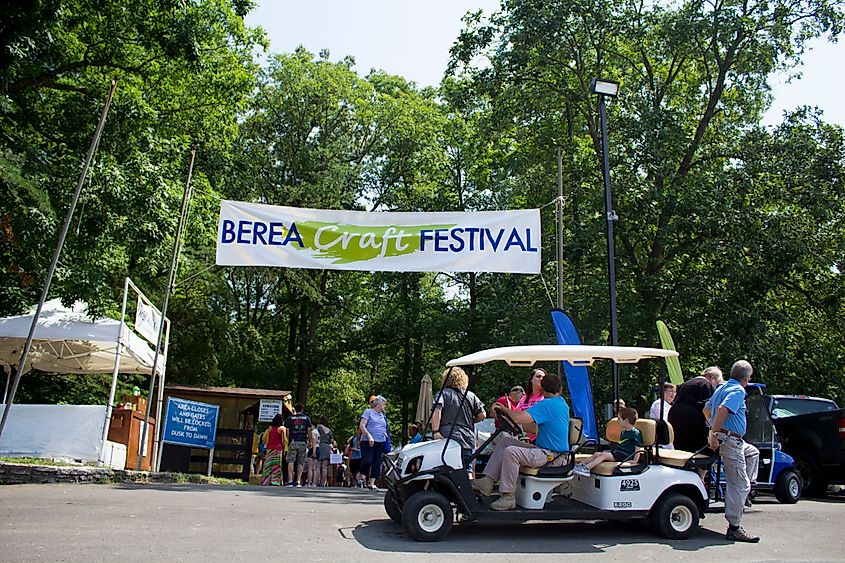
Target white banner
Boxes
[216,201,541,273]
[135,298,162,345]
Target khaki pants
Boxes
[719,436,760,527]
[483,435,566,494]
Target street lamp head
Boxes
[590,78,620,98]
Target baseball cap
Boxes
[510,385,525,394]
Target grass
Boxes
[0,457,249,486]
[0,456,82,467]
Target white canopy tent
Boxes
[0,297,165,463]
[0,299,161,376]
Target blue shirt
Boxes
[361,408,389,442]
[350,435,362,460]
[527,395,571,452]
[706,378,747,436]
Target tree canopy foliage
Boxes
[2,0,843,442]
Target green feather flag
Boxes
[656,320,684,385]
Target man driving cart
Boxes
[471,372,571,510]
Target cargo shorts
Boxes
[287,440,307,464]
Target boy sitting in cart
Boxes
[574,407,643,476]
[471,372,571,510]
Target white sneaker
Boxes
[573,464,590,477]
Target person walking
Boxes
[345,434,363,487]
[315,416,336,487]
[260,414,286,486]
[306,424,320,486]
[283,403,312,487]
[705,360,761,543]
[358,395,389,490]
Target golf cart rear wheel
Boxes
[774,469,801,504]
[402,490,453,542]
[384,489,403,524]
[652,494,699,540]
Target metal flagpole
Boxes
[0,78,118,440]
[136,148,196,470]
[598,93,620,406]
[556,145,564,381]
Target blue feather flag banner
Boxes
[550,309,598,441]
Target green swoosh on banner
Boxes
[296,221,456,264]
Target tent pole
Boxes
[99,276,130,463]
[137,148,196,470]
[0,79,117,441]
[152,317,171,472]
[2,367,10,404]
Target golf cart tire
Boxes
[402,490,453,542]
[774,469,801,504]
[384,489,403,524]
[651,493,699,540]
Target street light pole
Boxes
[591,78,620,407]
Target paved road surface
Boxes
[1,484,843,561]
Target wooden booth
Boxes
[159,385,293,480]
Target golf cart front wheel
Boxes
[402,490,453,542]
[652,494,699,540]
[384,489,403,524]
[774,469,801,504]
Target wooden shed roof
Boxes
[164,385,292,399]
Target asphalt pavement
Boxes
[1,483,843,562]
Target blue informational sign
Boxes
[162,397,219,450]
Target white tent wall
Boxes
[0,404,107,461]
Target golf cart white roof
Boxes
[446,345,678,367]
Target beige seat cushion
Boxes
[574,453,592,464]
[519,417,583,477]
[657,449,707,468]
[634,418,656,446]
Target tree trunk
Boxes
[294,271,327,406]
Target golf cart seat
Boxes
[654,422,713,469]
[582,418,653,476]
[515,418,582,509]
[518,417,583,476]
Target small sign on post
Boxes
[135,297,163,345]
[258,399,284,422]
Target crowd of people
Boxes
[255,394,395,490]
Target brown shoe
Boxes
[471,476,496,496]
[491,493,516,511]
[726,526,760,543]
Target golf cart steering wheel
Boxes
[497,408,521,435]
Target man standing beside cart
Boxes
[705,360,761,543]
[472,372,570,510]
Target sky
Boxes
[245,1,845,127]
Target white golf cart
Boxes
[383,345,715,542]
